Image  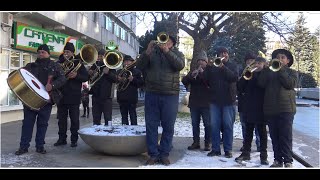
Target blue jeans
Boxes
[145,92,179,159]
[239,112,260,150]
[209,103,235,153]
[190,107,211,143]
[19,104,52,149]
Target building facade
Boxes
[0,12,140,123]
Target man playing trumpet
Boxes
[182,50,212,152]
[235,57,269,165]
[257,49,297,168]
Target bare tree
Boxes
[136,12,294,70]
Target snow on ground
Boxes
[1,153,44,167]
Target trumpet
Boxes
[269,59,282,72]
[191,65,203,79]
[156,32,169,44]
[242,62,258,80]
[212,57,225,67]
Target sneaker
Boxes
[160,157,171,166]
[207,151,221,157]
[225,151,233,158]
[204,142,211,151]
[15,148,28,155]
[235,153,250,162]
[36,147,47,154]
[54,140,67,146]
[187,141,200,150]
[270,160,283,168]
[70,142,77,147]
[144,158,158,165]
[284,162,293,168]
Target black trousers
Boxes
[267,112,295,163]
[92,97,112,125]
[82,100,89,116]
[242,121,268,158]
[57,104,80,143]
[119,103,137,125]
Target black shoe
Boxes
[187,141,200,150]
[160,157,171,166]
[284,162,292,168]
[36,147,47,154]
[71,142,77,147]
[270,160,283,168]
[54,140,67,146]
[204,142,211,151]
[260,158,269,165]
[225,151,233,158]
[144,158,158,165]
[207,151,221,157]
[235,153,250,162]
[15,148,28,155]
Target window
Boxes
[11,51,20,68]
[114,23,120,37]
[105,16,113,33]
[128,34,131,44]
[23,53,31,66]
[93,12,98,23]
[121,28,126,40]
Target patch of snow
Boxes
[1,153,43,167]
[79,125,162,136]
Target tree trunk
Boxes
[190,37,210,71]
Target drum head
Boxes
[20,69,50,100]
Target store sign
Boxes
[13,22,84,57]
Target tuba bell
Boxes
[269,59,282,72]
[103,40,123,69]
[117,60,137,92]
[60,44,98,77]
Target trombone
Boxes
[269,59,282,72]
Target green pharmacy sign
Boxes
[13,21,84,57]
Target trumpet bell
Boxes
[269,59,281,72]
[80,44,98,65]
[213,57,225,67]
[157,32,169,44]
[103,50,123,69]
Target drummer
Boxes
[14,44,66,155]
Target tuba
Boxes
[88,41,123,87]
[60,44,98,77]
[117,60,137,92]
[269,59,282,72]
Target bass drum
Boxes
[7,68,50,111]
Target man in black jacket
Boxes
[203,47,238,158]
[182,50,212,151]
[136,33,185,166]
[54,42,89,148]
[235,57,269,165]
[116,55,143,125]
[89,49,117,126]
[15,44,66,155]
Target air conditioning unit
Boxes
[1,12,13,27]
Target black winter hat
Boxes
[255,57,266,62]
[64,42,75,53]
[216,47,229,56]
[98,49,107,56]
[271,49,294,67]
[37,44,50,54]
[244,51,257,62]
[124,55,134,61]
